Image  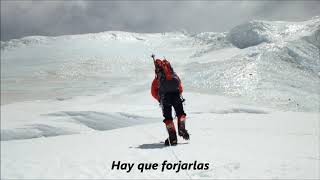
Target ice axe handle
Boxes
[151,54,156,67]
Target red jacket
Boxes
[151,75,183,101]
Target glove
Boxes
[180,95,185,102]
[180,96,186,103]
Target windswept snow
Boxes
[1,17,320,179]
[1,91,160,141]
[1,110,158,141]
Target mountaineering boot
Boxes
[177,115,190,140]
[163,119,177,146]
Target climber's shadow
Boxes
[135,143,166,149]
[134,142,188,149]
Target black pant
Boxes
[160,92,186,122]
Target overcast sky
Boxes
[1,1,320,41]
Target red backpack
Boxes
[155,59,180,94]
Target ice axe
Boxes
[151,54,156,67]
[151,54,159,74]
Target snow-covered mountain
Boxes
[1,17,319,111]
[1,17,319,179]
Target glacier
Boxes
[1,17,319,179]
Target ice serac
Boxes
[227,18,320,49]
[227,21,276,49]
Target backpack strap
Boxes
[162,59,173,80]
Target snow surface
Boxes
[1,17,320,179]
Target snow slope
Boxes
[1,17,320,179]
[2,93,319,179]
